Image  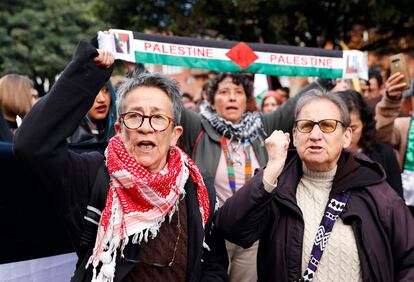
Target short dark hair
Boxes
[206,72,253,106]
[336,90,376,154]
[181,92,193,101]
[368,67,383,87]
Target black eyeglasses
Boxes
[295,119,345,133]
[119,112,174,131]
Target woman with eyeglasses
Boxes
[215,89,414,281]
[336,90,403,199]
[179,72,335,282]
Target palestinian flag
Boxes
[98,29,367,79]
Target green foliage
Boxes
[1,0,413,96]
[92,0,414,52]
[0,0,105,95]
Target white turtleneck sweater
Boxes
[295,164,362,282]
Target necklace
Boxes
[221,137,252,194]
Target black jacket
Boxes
[14,42,228,282]
[215,150,414,281]
[0,108,12,142]
[369,143,403,199]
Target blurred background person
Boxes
[181,92,196,110]
[67,78,120,144]
[363,67,384,110]
[0,74,36,134]
[0,108,13,142]
[261,90,283,113]
[275,86,290,103]
[331,78,353,92]
[337,90,403,198]
[376,72,414,213]
[194,82,210,113]
[401,80,414,117]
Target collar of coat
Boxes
[276,149,386,202]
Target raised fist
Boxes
[94,49,115,69]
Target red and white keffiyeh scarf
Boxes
[88,136,210,282]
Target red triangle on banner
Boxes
[226,42,259,69]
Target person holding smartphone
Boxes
[375,71,413,212]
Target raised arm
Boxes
[13,42,113,249]
[215,130,290,247]
[375,73,407,144]
[179,107,203,156]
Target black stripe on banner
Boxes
[132,32,343,58]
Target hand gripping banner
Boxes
[98,29,368,80]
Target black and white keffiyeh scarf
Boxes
[201,108,266,144]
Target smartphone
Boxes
[389,53,411,90]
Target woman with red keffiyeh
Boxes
[13,41,228,282]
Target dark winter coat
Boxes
[215,150,414,281]
[14,41,228,282]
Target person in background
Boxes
[13,42,228,282]
[331,78,352,92]
[337,90,403,198]
[261,90,284,113]
[363,67,384,110]
[68,76,126,144]
[376,72,414,213]
[194,82,210,113]
[0,74,36,134]
[67,81,115,144]
[181,92,196,110]
[180,72,334,282]
[275,87,290,103]
[216,89,414,281]
[400,80,414,117]
[0,108,13,142]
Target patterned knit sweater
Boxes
[296,164,362,282]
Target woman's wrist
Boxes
[385,91,403,101]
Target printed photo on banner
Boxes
[343,50,368,80]
[97,29,135,63]
[114,32,130,54]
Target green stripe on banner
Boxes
[246,63,343,78]
[135,51,242,72]
[135,51,343,78]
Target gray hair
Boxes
[294,89,350,127]
[116,72,183,125]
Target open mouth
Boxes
[138,141,156,151]
[308,145,323,152]
[95,105,108,113]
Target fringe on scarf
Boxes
[87,149,193,282]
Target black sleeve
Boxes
[201,221,229,282]
[370,143,404,200]
[13,41,113,251]
[0,108,12,142]
[201,178,229,282]
[179,107,203,156]
[214,169,274,248]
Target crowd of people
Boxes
[1,34,414,282]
